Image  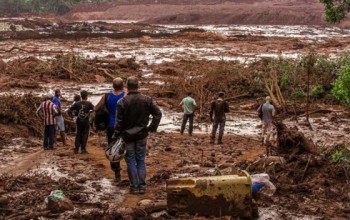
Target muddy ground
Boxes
[0,17,350,219]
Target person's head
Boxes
[113,77,124,91]
[80,90,88,100]
[73,94,81,102]
[187,92,192,97]
[265,96,271,103]
[47,93,54,101]
[127,76,139,91]
[218,91,225,98]
[54,89,61,97]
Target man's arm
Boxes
[36,103,43,115]
[94,94,106,112]
[272,106,276,117]
[148,99,162,132]
[209,101,215,121]
[114,100,124,134]
[52,104,59,115]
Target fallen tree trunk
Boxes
[275,121,318,155]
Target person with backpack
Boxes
[69,90,94,154]
[257,96,276,147]
[179,92,197,135]
[210,91,230,145]
[94,78,125,184]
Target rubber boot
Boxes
[210,135,215,145]
[60,131,66,146]
[217,135,223,145]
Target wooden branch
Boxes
[98,68,115,79]
[224,93,251,101]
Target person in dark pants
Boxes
[36,93,59,150]
[69,90,94,154]
[179,92,196,135]
[115,76,162,194]
[94,78,125,183]
[210,91,230,145]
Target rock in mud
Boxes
[46,197,74,213]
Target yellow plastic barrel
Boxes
[166,171,256,218]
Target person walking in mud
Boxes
[210,91,230,145]
[53,89,67,146]
[36,93,59,150]
[94,78,125,184]
[69,90,94,154]
[257,96,276,152]
[179,92,197,135]
[114,76,162,194]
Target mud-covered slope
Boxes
[64,0,329,25]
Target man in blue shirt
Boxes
[53,89,66,146]
[95,78,125,184]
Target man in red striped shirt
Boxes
[37,93,59,150]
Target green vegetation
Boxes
[332,65,350,105]
[329,146,350,183]
[0,0,109,15]
[310,85,325,99]
[320,0,350,23]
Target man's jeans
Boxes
[180,113,194,135]
[107,128,121,175]
[44,125,55,149]
[125,137,147,190]
[211,118,226,137]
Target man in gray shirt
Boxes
[257,96,276,148]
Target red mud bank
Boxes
[64,0,334,25]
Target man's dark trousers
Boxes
[180,113,194,135]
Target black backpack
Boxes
[94,93,109,131]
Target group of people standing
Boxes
[179,91,230,145]
[179,93,276,148]
[37,76,275,194]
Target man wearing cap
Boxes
[257,96,276,148]
[52,89,66,146]
[210,91,230,145]
[37,93,59,150]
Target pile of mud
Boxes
[0,54,140,91]
[239,124,350,219]
[0,94,43,137]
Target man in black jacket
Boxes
[115,76,162,194]
[210,91,230,145]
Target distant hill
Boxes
[64,0,332,25]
